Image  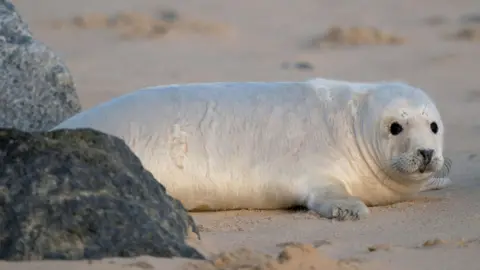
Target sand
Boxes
[3,0,480,269]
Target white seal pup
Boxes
[51,78,451,221]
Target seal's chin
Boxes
[409,167,435,178]
[397,167,436,183]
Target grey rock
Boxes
[0,128,204,261]
[0,0,82,132]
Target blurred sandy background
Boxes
[4,0,480,269]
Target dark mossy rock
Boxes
[0,128,204,261]
[0,0,82,131]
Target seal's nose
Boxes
[418,148,434,166]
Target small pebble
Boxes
[367,244,391,252]
[422,238,447,247]
[294,61,314,70]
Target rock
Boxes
[0,127,204,261]
[0,0,82,132]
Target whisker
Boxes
[434,157,452,178]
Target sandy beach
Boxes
[3,0,480,269]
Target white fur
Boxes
[51,78,449,220]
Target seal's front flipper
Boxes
[420,177,452,192]
[305,186,370,221]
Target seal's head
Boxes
[357,82,446,184]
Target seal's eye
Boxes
[430,122,438,134]
[390,122,403,136]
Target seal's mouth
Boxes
[418,165,428,174]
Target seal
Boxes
[51,78,451,221]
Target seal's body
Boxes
[52,78,451,220]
